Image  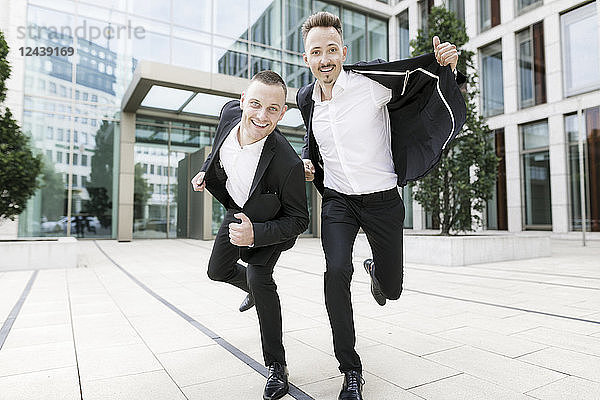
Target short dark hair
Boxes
[250,70,287,99]
[301,11,343,43]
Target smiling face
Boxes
[239,81,287,144]
[303,26,347,88]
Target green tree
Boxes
[410,6,498,234]
[0,30,42,221]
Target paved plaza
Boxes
[0,237,599,399]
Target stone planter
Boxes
[0,237,78,271]
[353,232,551,266]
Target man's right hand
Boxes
[191,171,206,191]
[302,159,315,182]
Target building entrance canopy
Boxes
[121,60,303,128]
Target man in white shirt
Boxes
[191,71,308,400]
[297,12,462,400]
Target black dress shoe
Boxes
[263,362,289,400]
[339,370,364,400]
[239,293,255,312]
[363,259,386,306]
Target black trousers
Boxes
[207,209,285,367]
[321,187,404,372]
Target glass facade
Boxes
[517,0,542,14]
[132,118,214,238]
[15,0,388,238]
[566,108,600,232]
[486,129,507,230]
[521,120,552,229]
[480,40,504,117]
[448,0,465,23]
[517,22,546,109]
[398,10,410,59]
[561,2,600,97]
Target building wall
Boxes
[1,0,598,237]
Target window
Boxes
[448,0,465,23]
[368,16,388,60]
[49,82,56,94]
[566,108,600,232]
[46,127,54,140]
[72,175,78,187]
[517,22,546,109]
[82,176,87,188]
[343,9,367,63]
[46,150,52,161]
[487,129,507,230]
[480,40,504,116]
[520,120,552,229]
[479,0,500,31]
[517,0,542,14]
[57,128,64,142]
[398,10,410,59]
[73,154,78,166]
[57,151,63,163]
[561,2,600,97]
[419,0,434,32]
[81,155,88,166]
[150,164,154,174]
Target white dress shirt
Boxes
[219,123,267,208]
[312,69,397,195]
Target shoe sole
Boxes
[263,384,289,400]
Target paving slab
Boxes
[1,238,599,399]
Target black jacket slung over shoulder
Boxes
[200,100,309,265]
[296,52,468,194]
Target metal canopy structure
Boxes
[121,60,304,128]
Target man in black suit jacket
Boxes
[191,71,308,400]
[296,12,467,400]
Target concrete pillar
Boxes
[117,112,135,241]
[548,114,569,233]
[505,124,523,232]
[464,0,478,39]
[412,194,424,230]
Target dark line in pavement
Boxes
[407,266,600,291]
[0,270,38,350]
[94,242,315,400]
[65,271,84,400]
[404,288,600,325]
[176,240,600,325]
[269,265,600,325]
[442,264,600,281]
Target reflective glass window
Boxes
[561,2,600,97]
[480,40,504,117]
[343,9,366,63]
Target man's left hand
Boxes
[433,36,458,72]
[229,213,254,247]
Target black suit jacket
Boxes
[296,52,468,194]
[200,100,309,265]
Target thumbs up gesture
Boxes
[229,213,254,247]
[433,36,458,72]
